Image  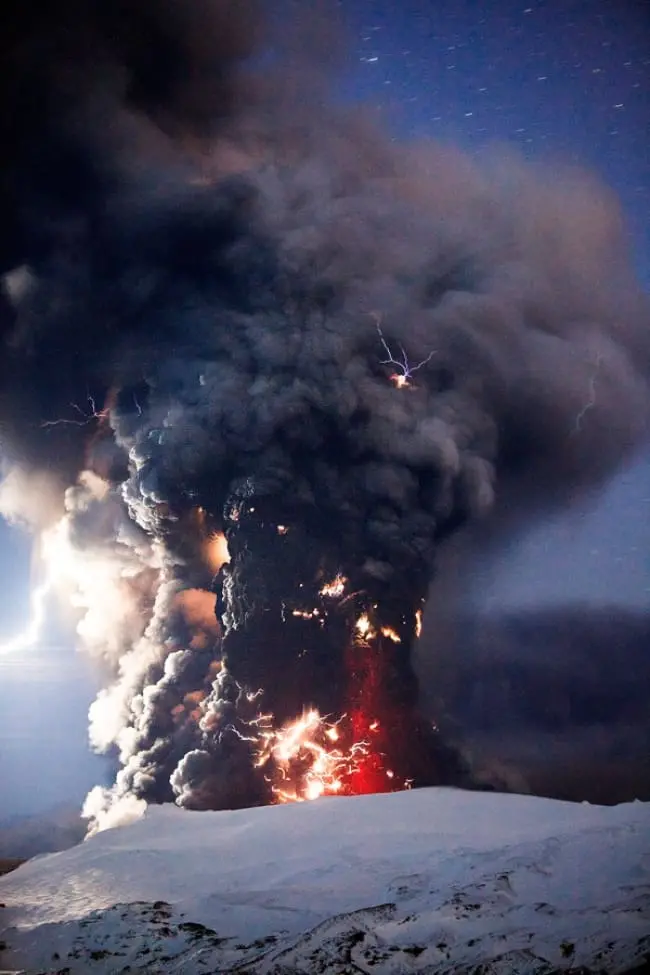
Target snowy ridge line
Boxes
[1,788,649,974]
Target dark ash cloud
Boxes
[417,605,650,804]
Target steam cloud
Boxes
[1,1,649,826]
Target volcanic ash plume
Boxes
[0,2,649,827]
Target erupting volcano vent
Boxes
[197,494,469,808]
[0,2,649,830]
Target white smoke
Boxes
[87,574,179,754]
[82,786,147,837]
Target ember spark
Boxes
[415,609,423,638]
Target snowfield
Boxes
[1,788,649,974]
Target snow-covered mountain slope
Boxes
[1,788,649,974]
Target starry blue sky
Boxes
[340,0,650,283]
[1,0,649,818]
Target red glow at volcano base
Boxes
[345,625,411,796]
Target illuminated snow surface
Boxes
[1,788,649,974]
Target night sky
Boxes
[1,0,649,817]
[341,0,650,281]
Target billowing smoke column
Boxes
[1,2,649,826]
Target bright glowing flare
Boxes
[253,709,372,803]
[319,574,347,598]
[380,625,401,643]
[355,612,376,641]
[415,608,423,638]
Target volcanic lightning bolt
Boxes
[375,317,437,390]
[253,709,374,804]
[0,516,95,657]
[0,549,54,656]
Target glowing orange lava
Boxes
[355,612,376,640]
[415,608,423,638]
[319,574,347,599]
[344,611,407,795]
[380,625,401,644]
[252,709,373,803]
